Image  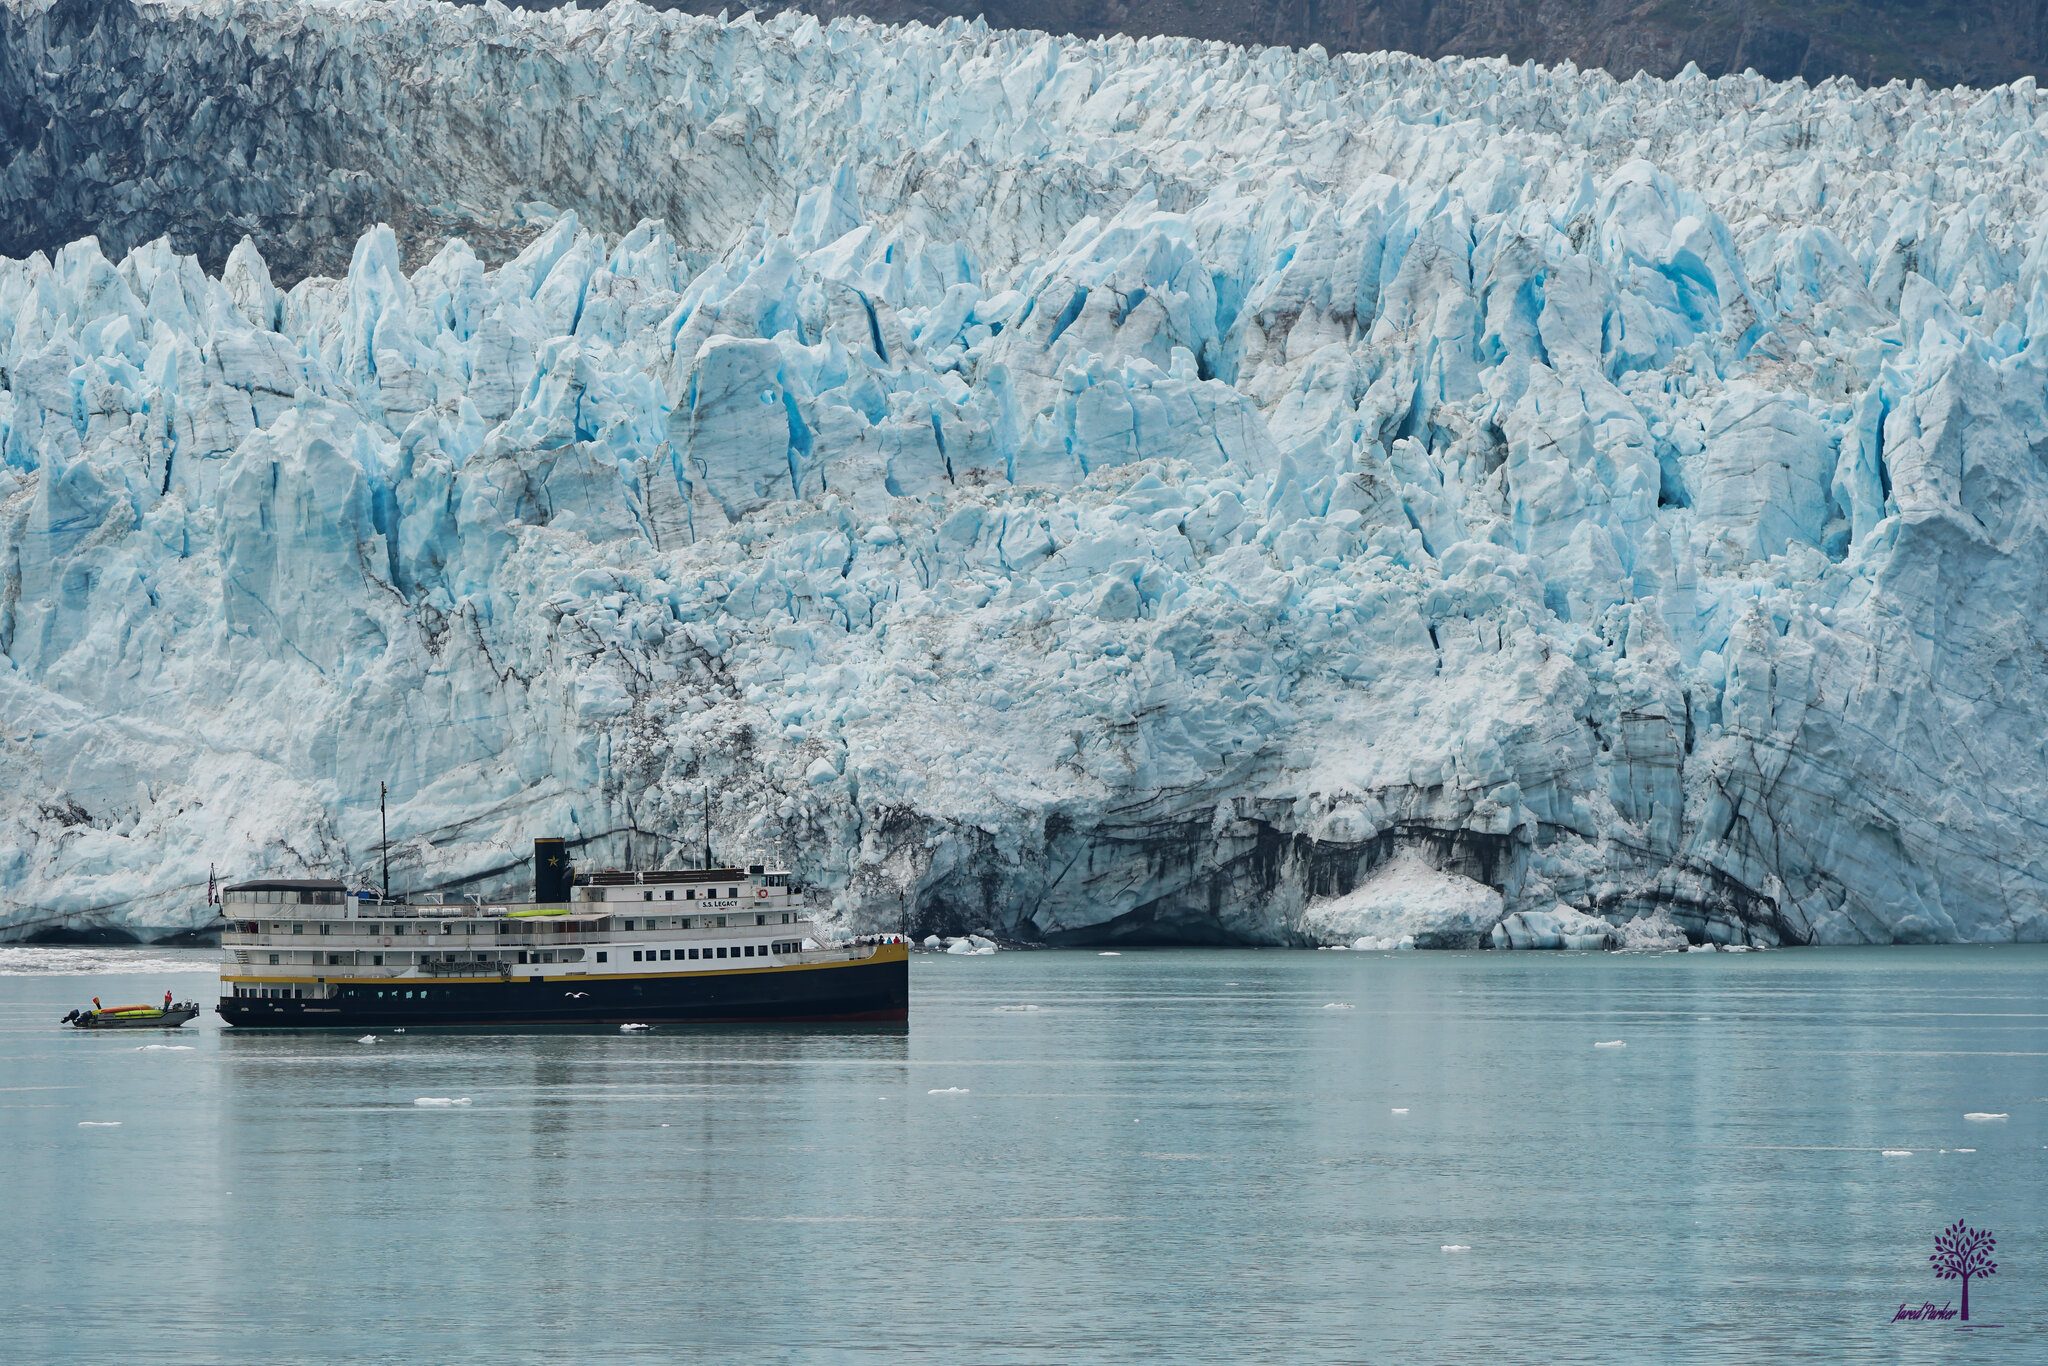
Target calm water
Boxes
[2,944,2045,1363]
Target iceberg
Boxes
[4,0,2048,948]
[1489,906,1620,951]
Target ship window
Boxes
[664,890,673,901]
[718,946,729,959]
[292,924,304,934]
[643,891,653,901]
[686,889,696,900]
[716,916,726,928]
[688,948,700,960]
[268,954,279,965]
[596,952,607,963]
[624,920,635,931]
[782,914,791,923]
[632,951,643,962]
[658,949,671,961]
[756,914,767,926]
[728,887,738,898]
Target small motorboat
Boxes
[62,1002,201,1030]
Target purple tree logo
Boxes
[1930,1219,1997,1320]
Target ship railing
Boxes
[416,958,515,977]
[223,926,812,950]
[226,930,631,949]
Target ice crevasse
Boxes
[3,0,2048,946]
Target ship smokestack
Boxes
[534,837,570,903]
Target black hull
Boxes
[217,952,908,1029]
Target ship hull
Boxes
[218,948,908,1029]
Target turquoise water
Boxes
[2,944,2044,1363]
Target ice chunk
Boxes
[1303,854,1502,951]
[1098,952,1122,958]
[1321,1002,1356,1011]
[135,1044,194,1051]
[1593,1040,1627,1049]
[356,1035,379,1044]
[1614,911,1690,953]
[620,1023,652,1032]
[1964,1112,2009,1122]
[1391,1107,1409,1115]
[1881,1149,1913,1157]
[413,1097,473,1107]
[77,1121,122,1128]
[927,1087,971,1095]
[1441,1245,1471,1253]
[1490,906,1618,951]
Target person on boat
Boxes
[164,990,173,1011]
[92,996,101,1011]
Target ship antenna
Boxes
[380,781,391,905]
[702,787,712,870]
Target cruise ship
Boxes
[215,839,908,1027]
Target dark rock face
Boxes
[487,0,2048,89]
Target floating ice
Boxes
[1882,1149,1914,1156]
[1441,1245,1471,1253]
[927,1087,971,1095]
[1614,911,1690,954]
[1594,1040,1627,1049]
[1321,1002,1356,1011]
[1954,1148,1976,1153]
[356,1035,378,1044]
[1306,855,1501,951]
[992,1004,1044,1013]
[1964,1112,2009,1121]
[1391,1107,1410,1115]
[135,1044,194,1051]
[77,1121,122,1128]
[1098,953,1122,958]
[1490,906,1618,951]
[413,1097,473,1107]
[0,948,209,975]
[620,1024,652,1033]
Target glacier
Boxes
[5,0,2048,945]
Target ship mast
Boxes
[380,781,390,904]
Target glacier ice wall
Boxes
[5,0,2048,943]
